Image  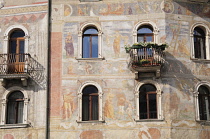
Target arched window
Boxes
[77,23,103,59]
[77,81,103,122]
[194,27,206,59]
[190,23,210,60]
[4,25,29,54]
[0,87,29,128]
[82,85,99,121]
[6,91,24,124]
[137,25,154,42]
[9,29,25,54]
[82,27,98,58]
[133,21,159,44]
[134,81,162,121]
[198,85,210,120]
[8,29,25,74]
[139,84,157,119]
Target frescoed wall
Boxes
[0,1,48,138]
[50,0,210,139]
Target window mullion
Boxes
[146,93,149,119]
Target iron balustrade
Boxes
[0,53,46,88]
[129,48,165,67]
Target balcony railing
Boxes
[0,53,46,88]
[129,48,165,76]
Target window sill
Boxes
[76,57,105,61]
[135,119,164,122]
[196,120,210,125]
[76,120,105,123]
[0,123,29,129]
[191,58,210,63]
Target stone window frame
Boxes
[3,25,30,54]
[190,22,210,61]
[134,80,163,121]
[194,81,210,121]
[77,81,104,122]
[77,22,103,60]
[0,86,29,128]
[133,21,159,44]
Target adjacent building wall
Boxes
[0,0,48,138]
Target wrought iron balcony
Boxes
[0,53,46,88]
[129,48,165,78]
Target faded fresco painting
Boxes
[161,1,174,13]
[64,5,72,16]
[63,23,77,58]
[62,92,76,120]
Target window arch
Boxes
[194,82,210,121]
[6,91,24,124]
[77,81,103,122]
[133,21,159,44]
[0,87,29,127]
[190,23,210,60]
[78,22,102,59]
[134,80,162,121]
[139,84,157,119]
[4,25,29,54]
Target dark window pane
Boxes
[148,94,157,118]
[10,30,25,38]
[199,86,209,95]
[9,41,17,54]
[198,85,210,120]
[17,101,24,123]
[6,101,16,124]
[140,84,156,93]
[92,96,99,120]
[8,91,24,100]
[19,41,25,54]
[6,91,24,124]
[194,27,205,36]
[83,85,98,95]
[82,96,89,121]
[139,92,147,119]
[82,85,99,121]
[139,84,157,119]
[194,27,206,59]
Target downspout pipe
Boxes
[46,0,51,138]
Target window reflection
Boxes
[82,27,98,58]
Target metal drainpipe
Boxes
[46,0,51,138]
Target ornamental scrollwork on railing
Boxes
[0,53,46,89]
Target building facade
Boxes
[0,0,48,138]
[50,0,210,139]
[1,0,210,139]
